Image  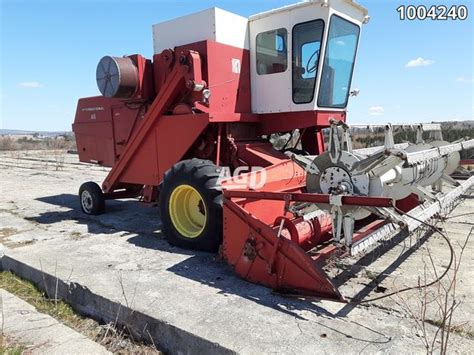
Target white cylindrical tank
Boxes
[379,141,459,200]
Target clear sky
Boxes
[0,0,473,131]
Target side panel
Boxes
[112,105,146,158]
[175,41,252,115]
[116,113,209,186]
[73,122,115,166]
[153,9,217,54]
[258,111,346,135]
[214,8,250,50]
[72,96,120,167]
[206,41,251,114]
[249,11,291,114]
[73,96,148,167]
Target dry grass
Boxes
[424,319,474,340]
[0,135,76,152]
[0,272,81,328]
[394,227,473,354]
[0,272,161,354]
[0,343,25,355]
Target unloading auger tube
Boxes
[294,119,474,247]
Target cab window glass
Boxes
[292,20,324,104]
[256,28,288,75]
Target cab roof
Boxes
[249,0,368,22]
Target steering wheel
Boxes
[306,49,320,74]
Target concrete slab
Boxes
[0,289,111,354]
[1,150,473,354]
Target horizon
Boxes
[2,119,473,135]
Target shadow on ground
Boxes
[30,194,345,321]
[28,194,161,237]
[29,193,427,329]
[333,228,434,317]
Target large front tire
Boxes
[159,159,223,252]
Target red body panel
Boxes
[222,200,343,300]
[73,96,122,166]
[259,111,345,135]
[175,41,252,115]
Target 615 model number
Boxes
[397,5,468,20]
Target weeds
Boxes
[0,272,81,328]
[0,272,160,354]
[0,344,25,355]
[0,134,76,152]
[394,227,472,354]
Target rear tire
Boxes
[159,159,223,252]
[79,182,105,215]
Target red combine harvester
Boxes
[73,0,474,301]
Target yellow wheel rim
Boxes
[169,184,207,238]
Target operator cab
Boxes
[249,0,369,114]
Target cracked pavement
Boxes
[1,150,473,354]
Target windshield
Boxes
[318,15,360,108]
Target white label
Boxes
[81,106,104,112]
[232,58,241,74]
